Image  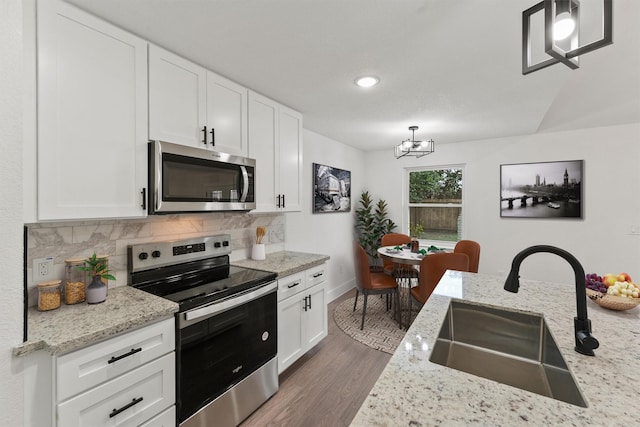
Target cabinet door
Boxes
[278,106,303,212]
[277,295,305,374]
[305,283,328,349]
[149,45,207,148]
[248,91,279,212]
[37,0,148,220]
[206,71,248,156]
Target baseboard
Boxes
[327,278,355,303]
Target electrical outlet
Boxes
[33,257,55,282]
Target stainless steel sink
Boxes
[429,300,587,407]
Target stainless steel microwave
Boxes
[148,140,256,213]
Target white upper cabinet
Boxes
[36,0,148,220]
[149,45,248,156]
[148,45,207,148]
[206,72,248,156]
[248,91,303,212]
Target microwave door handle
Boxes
[240,166,249,202]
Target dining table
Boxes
[377,245,450,327]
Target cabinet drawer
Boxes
[139,405,176,427]
[277,272,305,302]
[57,318,175,401]
[57,352,175,427]
[306,264,327,288]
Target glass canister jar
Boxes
[37,280,62,311]
[64,258,86,304]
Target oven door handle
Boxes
[239,166,249,203]
[184,281,277,322]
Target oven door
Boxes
[149,140,256,213]
[177,282,277,424]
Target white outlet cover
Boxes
[33,257,55,282]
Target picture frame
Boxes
[313,163,351,213]
[500,160,583,218]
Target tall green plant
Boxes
[355,191,397,261]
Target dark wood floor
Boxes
[241,289,391,427]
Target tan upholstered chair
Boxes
[453,240,481,273]
[353,242,402,330]
[409,252,469,320]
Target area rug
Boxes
[333,296,406,354]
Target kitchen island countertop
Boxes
[14,286,178,357]
[351,271,640,426]
[232,250,329,277]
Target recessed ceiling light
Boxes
[355,76,379,88]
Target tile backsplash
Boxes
[26,212,285,306]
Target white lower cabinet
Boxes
[277,264,328,374]
[24,318,176,427]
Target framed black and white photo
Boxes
[500,160,583,219]
[313,163,351,213]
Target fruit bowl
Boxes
[585,288,640,311]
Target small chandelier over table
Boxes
[394,126,435,159]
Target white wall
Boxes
[0,0,25,424]
[285,129,365,301]
[365,123,640,287]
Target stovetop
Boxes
[128,235,277,312]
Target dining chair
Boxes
[453,240,481,273]
[409,252,469,322]
[380,233,418,279]
[353,242,402,330]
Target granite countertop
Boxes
[232,250,330,277]
[351,271,640,426]
[14,286,178,357]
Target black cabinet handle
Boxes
[282,194,285,208]
[140,188,146,210]
[308,294,312,309]
[276,194,281,208]
[109,397,143,418]
[303,295,309,311]
[287,281,301,289]
[210,128,215,146]
[312,272,323,278]
[202,126,208,145]
[108,347,142,364]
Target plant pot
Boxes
[86,274,107,304]
[251,243,266,260]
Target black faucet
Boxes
[504,245,599,356]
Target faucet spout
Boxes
[504,245,599,356]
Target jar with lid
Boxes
[64,258,86,304]
[37,280,62,311]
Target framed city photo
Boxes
[313,163,351,213]
[500,160,583,219]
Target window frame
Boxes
[403,164,466,249]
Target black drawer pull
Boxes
[312,272,323,278]
[108,347,142,364]
[287,281,301,289]
[109,397,143,418]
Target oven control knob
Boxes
[222,241,230,247]
[214,242,221,248]
[151,250,161,258]
[138,252,149,260]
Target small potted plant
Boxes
[409,223,424,253]
[77,253,115,304]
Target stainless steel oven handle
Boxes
[184,281,277,322]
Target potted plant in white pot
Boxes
[77,253,115,304]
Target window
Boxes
[406,166,464,246]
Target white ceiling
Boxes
[65,0,640,151]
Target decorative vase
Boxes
[86,274,107,304]
[251,243,266,260]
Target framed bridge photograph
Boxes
[500,160,583,219]
[313,163,351,213]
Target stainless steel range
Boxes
[128,234,278,427]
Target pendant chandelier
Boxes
[394,126,435,159]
